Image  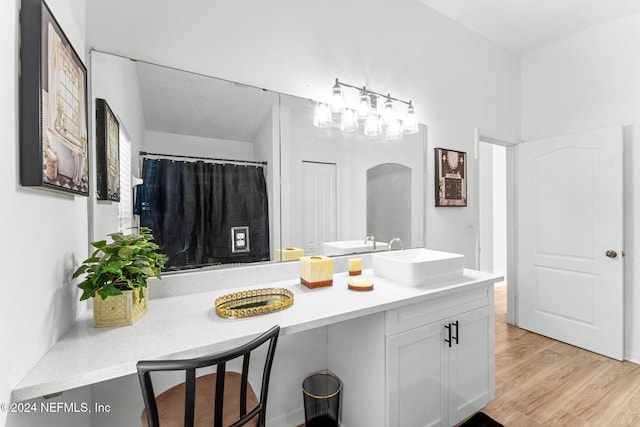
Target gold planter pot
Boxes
[93,287,148,327]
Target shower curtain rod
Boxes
[139,151,267,167]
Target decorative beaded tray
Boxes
[215,288,294,318]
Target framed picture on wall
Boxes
[95,98,120,201]
[19,0,89,196]
[435,148,467,207]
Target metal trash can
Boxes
[302,371,343,427]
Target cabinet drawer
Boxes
[385,286,491,336]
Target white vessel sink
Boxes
[371,248,464,287]
[323,240,389,256]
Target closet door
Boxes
[386,321,446,427]
[301,161,337,255]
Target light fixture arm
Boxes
[334,78,412,107]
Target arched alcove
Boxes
[367,163,411,245]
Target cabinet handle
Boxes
[444,323,452,347]
[452,320,459,345]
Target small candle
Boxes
[348,258,362,276]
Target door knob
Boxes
[606,250,618,258]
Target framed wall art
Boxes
[19,0,89,196]
[435,148,467,207]
[95,98,120,201]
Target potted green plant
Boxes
[72,227,168,327]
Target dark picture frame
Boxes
[19,0,89,196]
[435,148,467,207]
[95,98,120,201]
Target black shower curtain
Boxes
[134,158,270,270]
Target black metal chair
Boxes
[137,325,280,427]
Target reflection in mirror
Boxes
[91,51,280,271]
[137,155,271,270]
[367,163,412,244]
[279,94,426,258]
[91,50,426,272]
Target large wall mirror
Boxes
[90,50,426,271]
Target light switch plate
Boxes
[464,220,476,235]
[231,226,250,253]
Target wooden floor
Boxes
[482,285,640,426]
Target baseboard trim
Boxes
[624,350,640,364]
[268,407,305,427]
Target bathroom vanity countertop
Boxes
[12,268,502,402]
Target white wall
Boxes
[2,0,90,426]
[521,14,640,361]
[492,145,507,281]
[478,142,507,284]
[478,142,494,272]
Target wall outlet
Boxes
[231,226,250,253]
[464,220,476,235]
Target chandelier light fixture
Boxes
[313,78,419,140]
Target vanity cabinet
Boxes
[385,286,495,427]
[329,283,495,427]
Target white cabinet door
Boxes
[386,320,446,427]
[386,303,494,427]
[447,306,494,425]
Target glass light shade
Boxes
[340,108,359,132]
[385,119,402,140]
[401,104,419,134]
[363,113,382,137]
[330,83,344,113]
[382,96,396,125]
[313,102,332,128]
[357,92,371,120]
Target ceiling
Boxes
[418,0,640,55]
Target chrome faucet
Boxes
[388,238,404,251]
[364,234,376,250]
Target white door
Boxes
[517,126,624,360]
[301,161,337,255]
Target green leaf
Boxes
[72,265,89,278]
[79,289,94,301]
[92,240,107,250]
[135,287,146,303]
[98,286,123,300]
[109,233,125,242]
